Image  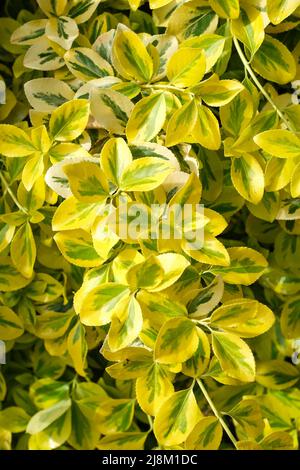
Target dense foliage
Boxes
[0,0,300,451]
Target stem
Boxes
[0,172,28,214]
[142,83,193,96]
[197,378,238,449]
[233,36,293,132]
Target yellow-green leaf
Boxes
[181,34,225,73]
[254,129,300,158]
[267,0,300,25]
[212,331,256,382]
[167,48,206,87]
[108,295,143,351]
[182,327,210,378]
[100,138,133,186]
[153,388,201,446]
[281,297,300,339]
[231,5,265,57]
[155,317,199,364]
[64,47,113,81]
[52,196,101,231]
[0,407,30,433]
[120,157,172,191]
[0,306,24,340]
[252,35,296,85]
[256,360,299,390]
[80,283,130,326]
[209,0,240,19]
[0,124,36,157]
[210,298,275,338]
[112,26,153,82]
[165,99,198,147]
[63,162,109,203]
[212,247,268,285]
[231,154,264,204]
[11,222,36,279]
[136,364,174,416]
[67,322,88,377]
[126,93,166,144]
[185,416,222,450]
[49,99,90,141]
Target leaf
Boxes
[152,253,190,291]
[90,89,133,135]
[260,431,294,450]
[26,399,72,434]
[127,255,164,290]
[267,0,300,25]
[28,410,71,450]
[165,99,198,147]
[153,388,201,446]
[198,79,244,107]
[22,153,44,192]
[155,317,199,364]
[167,2,218,42]
[220,89,254,137]
[210,298,275,338]
[185,416,223,450]
[11,19,48,46]
[251,35,296,85]
[24,38,64,71]
[126,93,166,144]
[68,0,100,24]
[100,138,133,186]
[254,130,300,158]
[97,432,147,450]
[182,327,211,378]
[231,5,265,57]
[37,0,67,17]
[0,256,32,292]
[0,306,24,340]
[212,247,268,285]
[52,196,101,231]
[24,78,75,112]
[0,124,36,157]
[209,0,240,19]
[49,99,90,141]
[120,157,172,191]
[112,26,153,82]
[136,364,174,416]
[108,295,143,351]
[80,283,130,326]
[167,48,206,87]
[182,235,230,267]
[231,154,264,204]
[192,104,221,150]
[281,297,300,339]
[67,321,88,377]
[291,162,300,198]
[256,360,300,390]
[226,399,264,439]
[181,34,225,73]
[212,331,256,382]
[188,276,224,318]
[11,223,36,279]
[65,47,113,81]
[63,162,109,203]
[0,223,15,253]
[29,378,70,409]
[98,398,135,434]
[45,16,79,50]
[0,407,30,433]
[68,402,98,450]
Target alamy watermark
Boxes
[104,202,206,251]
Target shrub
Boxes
[0,0,300,451]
